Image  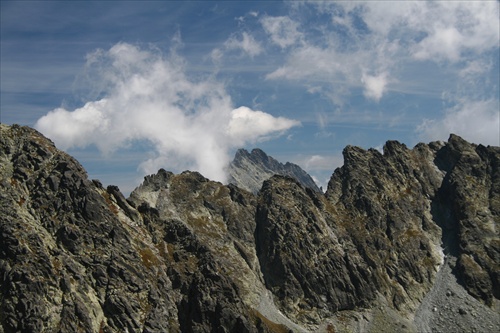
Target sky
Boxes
[1,1,499,194]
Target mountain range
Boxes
[0,123,499,332]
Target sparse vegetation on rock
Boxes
[0,124,498,332]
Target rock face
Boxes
[1,123,499,333]
[0,125,274,333]
[228,148,321,194]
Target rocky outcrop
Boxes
[256,176,377,324]
[253,136,499,329]
[1,123,498,333]
[430,135,500,305]
[0,124,178,332]
[228,148,320,194]
[0,124,276,333]
[253,140,444,326]
[127,169,267,330]
[325,141,446,312]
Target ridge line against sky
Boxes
[1,0,499,194]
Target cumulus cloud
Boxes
[417,99,500,146]
[39,105,105,150]
[35,42,299,182]
[228,106,300,146]
[361,72,388,102]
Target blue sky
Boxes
[1,1,499,194]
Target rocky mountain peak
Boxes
[228,147,321,194]
[1,124,499,333]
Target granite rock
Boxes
[228,148,321,194]
[1,124,498,333]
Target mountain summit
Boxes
[1,124,499,332]
[228,148,321,194]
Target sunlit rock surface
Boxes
[228,148,321,194]
[1,123,498,332]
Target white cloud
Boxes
[260,15,302,48]
[236,11,259,23]
[265,1,499,105]
[361,72,388,102]
[342,1,499,62]
[266,44,347,80]
[412,27,463,62]
[408,2,499,62]
[417,99,500,146]
[316,112,328,130]
[210,48,224,63]
[36,100,109,150]
[223,32,263,58]
[228,106,300,146]
[263,20,393,103]
[211,31,263,63]
[259,1,499,148]
[35,42,299,183]
[335,1,499,63]
[459,59,492,78]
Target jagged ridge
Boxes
[0,124,498,333]
[228,148,321,194]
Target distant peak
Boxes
[234,148,250,159]
[250,148,267,156]
[228,147,321,194]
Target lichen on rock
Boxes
[0,124,498,332]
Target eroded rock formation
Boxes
[1,123,498,332]
[228,148,321,194]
